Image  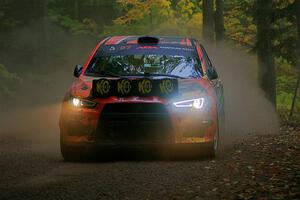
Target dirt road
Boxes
[0,127,299,200]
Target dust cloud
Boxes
[0,32,280,151]
[0,21,93,150]
[205,42,280,146]
[0,104,61,153]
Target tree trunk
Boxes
[74,0,79,20]
[38,0,49,67]
[296,0,300,70]
[214,0,225,42]
[150,7,154,31]
[256,0,276,105]
[288,0,300,121]
[202,0,214,42]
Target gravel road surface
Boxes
[0,127,299,200]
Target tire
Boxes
[60,135,89,162]
[205,107,224,158]
[205,130,219,158]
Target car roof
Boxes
[103,36,197,47]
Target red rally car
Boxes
[59,36,225,161]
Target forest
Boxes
[0,0,299,122]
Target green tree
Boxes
[223,0,256,48]
[297,0,300,70]
[0,64,22,105]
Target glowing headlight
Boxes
[71,98,97,108]
[173,98,204,109]
[72,98,81,107]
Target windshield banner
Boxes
[92,78,178,98]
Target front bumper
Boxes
[60,102,217,146]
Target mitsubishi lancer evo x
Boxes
[59,36,225,161]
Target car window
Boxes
[200,45,218,78]
[86,54,202,78]
[85,44,204,78]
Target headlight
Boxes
[71,97,97,108]
[72,98,81,107]
[173,98,204,109]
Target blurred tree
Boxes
[104,0,203,37]
[202,0,214,42]
[106,0,175,35]
[297,0,300,69]
[176,0,199,21]
[114,0,174,26]
[224,0,256,48]
[40,0,49,66]
[214,0,225,42]
[74,0,79,20]
[0,64,22,106]
[175,0,202,37]
[272,0,297,68]
[288,0,300,122]
[48,0,119,34]
[256,0,276,105]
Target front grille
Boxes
[97,103,173,144]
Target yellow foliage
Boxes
[109,0,202,38]
[114,0,174,25]
[177,0,196,20]
[186,12,203,38]
[224,4,256,47]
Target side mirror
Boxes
[74,64,83,78]
[207,67,218,80]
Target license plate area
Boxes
[96,104,173,144]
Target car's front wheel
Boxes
[60,142,86,162]
[60,134,90,162]
[206,109,224,158]
[205,130,219,158]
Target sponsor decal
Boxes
[159,46,194,51]
[159,79,175,95]
[96,79,110,95]
[137,46,159,49]
[117,79,131,95]
[138,79,152,94]
[119,45,132,50]
[92,78,178,98]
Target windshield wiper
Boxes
[85,71,120,78]
[143,73,186,79]
[86,71,186,79]
[119,73,186,79]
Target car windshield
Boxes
[85,49,203,78]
